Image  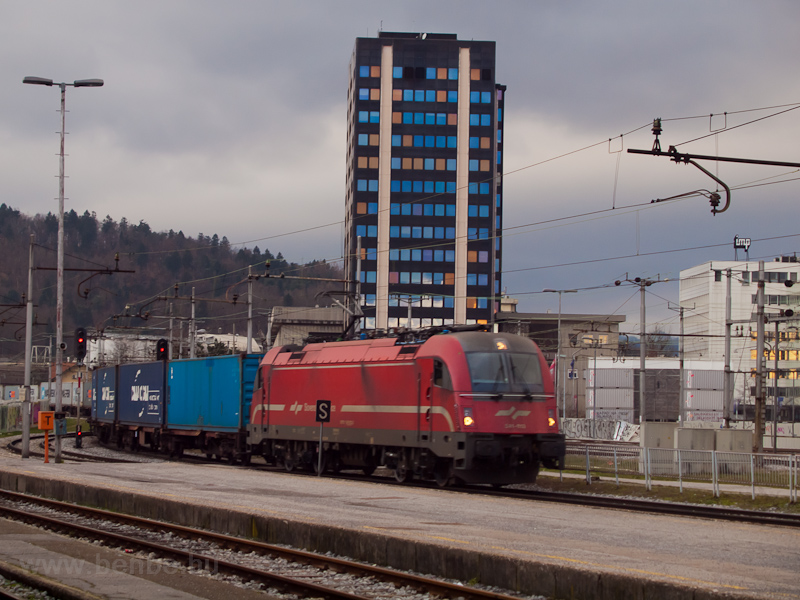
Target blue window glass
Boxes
[495,280,500,294]
[423,249,433,261]
[400,249,411,261]
[358,134,368,146]
[403,89,414,101]
[357,179,367,191]
[414,112,424,124]
[497,194,502,207]
[433,272,443,285]
[425,90,436,102]
[391,134,401,147]
[446,205,456,217]
[446,227,455,238]
[477,298,488,309]
[497,151,502,164]
[368,202,378,214]
[468,183,478,195]
[498,108,502,122]
[423,226,433,238]
[481,91,491,103]
[413,203,423,215]
[401,201,411,214]
[469,160,479,171]
[412,180,423,193]
[367,225,378,237]
[497,130,502,143]
[359,272,365,283]
[479,228,489,239]
[400,272,410,284]
[393,66,403,78]
[470,91,480,103]
[424,181,434,194]
[445,250,455,262]
[479,183,490,195]
[436,136,446,148]
[448,68,458,80]
[469,137,479,148]
[435,182,445,193]
[497,215,501,228]
[359,66,370,77]
[447,90,458,102]
[468,205,478,217]
[392,157,401,169]
[389,226,399,238]
[425,113,435,125]
[447,136,457,148]
[445,297,454,307]
[436,113,447,125]
[401,226,411,238]
[412,226,422,238]
[414,90,424,102]
[389,249,399,260]
[467,274,477,285]
[434,204,445,216]
[425,135,434,147]
[424,158,434,170]
[479,205,489,217]
[368,180,378,192]
[478,274,488,286]
[408,272,418,284]
[412,249,422,261]
[402,181,412,193]
[423,273,433,285]
[446,182,456,194]
[403,112,413,124]
[434,250,444,262]
[359,88,370,100]
[469,114,480,126]
[426,67,436,79]
[370,111,380,123]
[446,159,457,171]
[358,111,368,123]
[468,228,477,240]
[434,226,444,238]
[413,135,424,147]
[365,294,375,306]
[356,225,366,237]
[390,201,400,213]
[481,114,491,126]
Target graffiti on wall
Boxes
[562,418,639,442]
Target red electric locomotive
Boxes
[248,328,565,486]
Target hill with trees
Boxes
[0,203,345,359]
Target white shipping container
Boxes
[686,370,724,390]
[685,390,723,411]
[596,369,633,388]
[596,388,634,409]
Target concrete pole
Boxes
[54,84,67,464]
[773,320,780,452]
[639,282,647,426]
[678,306,685,425]
[246,266,253,353]
[190,287,196,359]
[723,269,732,427]
[754,261,765,453]
[22,234,35,458]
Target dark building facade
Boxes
[345,32,505,331]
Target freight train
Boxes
[91,327,565,486]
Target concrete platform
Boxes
[0,453,796,600]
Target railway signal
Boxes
[75,328,87,361]
[156,338,169,361]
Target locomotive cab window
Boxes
[254,367,263,391]
[433,360,452,389]
[466,351,543,395]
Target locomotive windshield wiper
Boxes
[490,393,503,401]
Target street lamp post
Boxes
[544,289,577,422]
[23,76,103,462]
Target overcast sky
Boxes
[3,1,799,333]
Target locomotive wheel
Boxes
[393,467,412,483]
[284,453,296,472]
[433,462,454,487]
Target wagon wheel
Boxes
[283,450,297,472]
[433,461,454,488]
[394,466,413,483]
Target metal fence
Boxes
[563,444,798,502]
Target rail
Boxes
[563,444,798,502]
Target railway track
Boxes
[0,489,533,600]
[4,433,139,463]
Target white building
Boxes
[679,255,800,413]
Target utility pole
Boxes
[247,266,253,353]
[668,301,693,424]
[754,261,766,453]
[22,234,34,459]
[190,287,196,359]
[723,268,733,427]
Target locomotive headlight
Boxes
[463,407,475,427]
[548,409,556,428]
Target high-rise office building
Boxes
[345,32,505,331]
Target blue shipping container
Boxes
[118,362,165,426]
[93,366,118,423]
[166,354,261,432]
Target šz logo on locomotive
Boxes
[494,406,531,420]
